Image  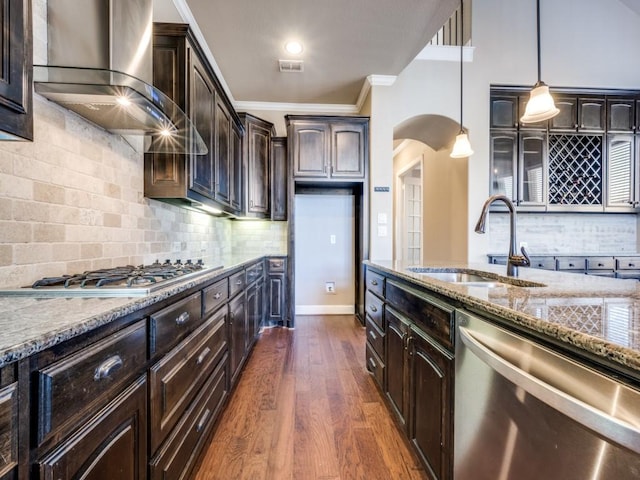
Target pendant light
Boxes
[451,0,474,158]
[520,0,559,123]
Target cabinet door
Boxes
[230,124,243,211]
[408,330,453,480]
[38,376,147,480]
[270,137,287,220]
[229,293,247,384]
[189,56,216,198]
[550,96,578,131]
[518,131,547,207]
[384,307,410,430]
[247,122,271,215]
[0,0,32,141]
[330,122,366,178]
[291,122,330,177]
[490,95,518,129]
[607,98,635,132]
[579,98,605,131]
[0,382,18,478]
[267,273,285,326]
[489,131,517,202]
[605,134,637,210]
[214,98,231,206]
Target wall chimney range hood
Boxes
[33,0,207,155]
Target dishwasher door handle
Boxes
[458,326,640,454]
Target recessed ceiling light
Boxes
[284,40,303,55]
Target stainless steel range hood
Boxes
[33,0,207,155]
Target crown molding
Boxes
[234,101,360,114]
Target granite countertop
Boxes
[365,260,640,376]
[0,254,283,368]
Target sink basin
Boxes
[406,268,546,288]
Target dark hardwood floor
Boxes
[194,315,427,480]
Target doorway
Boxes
[395,158,423,265]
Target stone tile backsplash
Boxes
[487,213,638,255]
[0,97,286,288]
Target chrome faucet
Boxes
[475,194,530,277]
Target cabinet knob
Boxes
[175,311,190,325]
[214,292,222,299]
[94,355,123,381]
[568,263,575,267]
[370,305,377,313]
[370,280,378,286]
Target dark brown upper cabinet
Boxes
[607,98,636,132]
[550,95,604,132]
[287,116,369,180]
[239,113,273,219]
[144,23,243,216]
[0,0,33,141]
[270,137,287,221]
[490,95,519,129]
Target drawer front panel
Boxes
[203,278,229,317]
[529,257,556,270]
[150,357,228,480]
[586,257,615,270]
[366,269,385,297]
[150,292,202,356]
[229,270,246,298]
[365,315,385,359]
[616,257,640,270]
[385,280,454,350]
[246,262,264,285]
[0,382,18,475]
[267,257,286,273]
[149,308,227,453]
[366,343,385,389]
[556,257,586,271]
[37,320,147,446]
[365,290,384,330]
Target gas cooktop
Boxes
[0,260,223,297]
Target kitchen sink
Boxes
[407,268,546,288]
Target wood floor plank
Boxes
[195,314,428,480]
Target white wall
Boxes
[294,194,355,314]
[369,0,640,262]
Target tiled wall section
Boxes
[0,97,241,288]
[487,213,638,255]
[231,221,288,256]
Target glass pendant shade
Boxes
[520,82,559,123]
[451,132,474,158]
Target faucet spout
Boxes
[475,195,530,277]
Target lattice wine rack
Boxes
[548,134,603,205]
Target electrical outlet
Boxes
[325,281,335,294]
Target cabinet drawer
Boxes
[366,343,385,389]
[37,320,147,446]
[268,257,286,273]
[203,278,229,317]
[385,280,455,350]
[365,290,384,330]
[150,357,228,480]
[556,257,586,271]
[150,292,202,356]
[229,270,246,297]
[366,315,385,359]
[529,257,556,270]
[0,382,18,476]
[246,261,264,284]
[366,269,384,297]
[616,257,640,270]
[149,307,227,453]
[586,257,615,270]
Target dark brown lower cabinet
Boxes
[384,306,410,429]
[229,292,247,384]
[0,382,18,479]
[37,375,147,480]
[408,328,453,480]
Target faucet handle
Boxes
[519,245,531,267]
[509,246,531,268]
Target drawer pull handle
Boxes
[598,263,604,267]
[630,264,636,267]
[94,355,123,381]
[370,305,378,313]
[196,408,212,433]
[273,262,282,268]
[368,330,377,341]
[175,312,190,325]
[569,263,574,267]
[197,347,212,365]
[370,279,378,286]
[214,292,222,300]
[236,279,243,285]
[368,357,377,369]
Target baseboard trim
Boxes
[295,305,355,315]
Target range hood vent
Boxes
[35,0,207,155]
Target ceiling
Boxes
[158,0,459,108]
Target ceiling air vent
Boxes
[279,59,304,73]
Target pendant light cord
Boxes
[536,0,541,83]
[459,0,464,133]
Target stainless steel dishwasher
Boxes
[454,310,640,480]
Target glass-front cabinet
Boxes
[605,134,639,211]
[518,131,547,208]
[489,131,517,202]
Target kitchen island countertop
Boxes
[365,260,640,378]
[0,254,285,368]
